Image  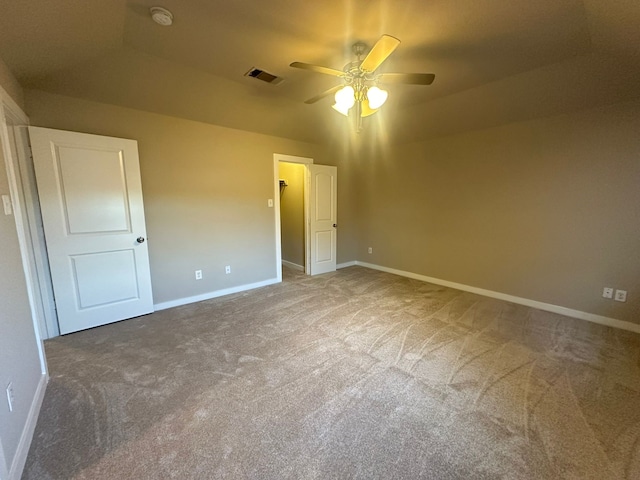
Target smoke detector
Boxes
[150,7,173,26]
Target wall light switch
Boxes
[2,195,12,215]
[602,287,613,299]
[268,199,273,207]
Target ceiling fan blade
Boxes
[290,62,345,77]
[360,35,401,73]
[377,73,435,85]
[304,85,343,104]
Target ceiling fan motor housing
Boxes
[352,42,368,59]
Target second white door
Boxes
[309,164,337,275]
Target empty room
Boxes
[0,1,639,479]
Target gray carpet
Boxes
[22,266,640,479]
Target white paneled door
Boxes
[29,127,153,334]
[309,164,337,275]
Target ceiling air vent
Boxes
[244,67,284,85]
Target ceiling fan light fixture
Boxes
[291,34,435,131]
[332,103,350,116]
[334,86,355,111]
[367,86,388,109]
[360,99,379,117]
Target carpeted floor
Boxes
[22,266,640,479]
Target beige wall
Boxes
[279,162,305,268]
[330,142,359,265]
[356,99,640,325]
[24,89,353,304]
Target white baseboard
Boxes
[9,373,48,480]
[154,277,280,311]
[153,262,639,333]
[281,260,304,272]
[354,261,640,334]
[337,261,357,269]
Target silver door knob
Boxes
[137,237,145,243]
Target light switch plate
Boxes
[614,289,627,302]
[2,194,12,215]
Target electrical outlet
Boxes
[602,287,613,299]
[368,247,373,254]
[195,270,202,280]
[225,265,231,274]
[614,289,627,302]
[6,382,14,412]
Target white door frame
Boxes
[0,85,49,368]
[4,118,58,339]
[273,153,313,281]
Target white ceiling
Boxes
[0,0,639,144]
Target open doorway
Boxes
[273,153,338,281]
[279,161,306,272]
[273,154,312,280]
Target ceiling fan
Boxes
[290,34,435,132]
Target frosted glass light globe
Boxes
[334,86,355,110]
[367,86,388,109]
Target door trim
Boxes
[0,85,50,362]
[6,120,58,339]
[273,153,313,281]
[0,85,50,478]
